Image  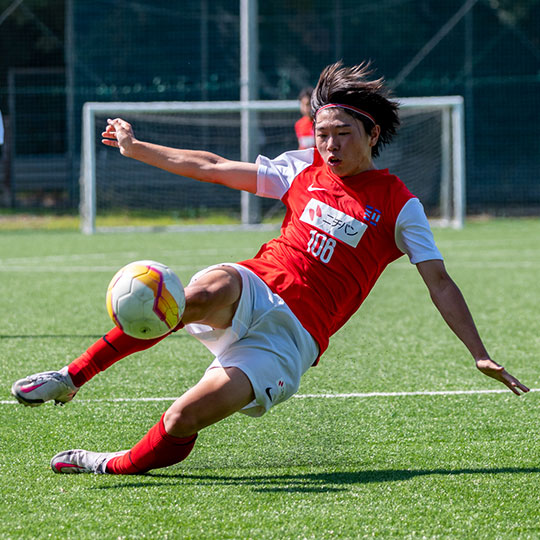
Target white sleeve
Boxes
[256,148,314,199]
[395,198,443,264]
[0,111,4,145]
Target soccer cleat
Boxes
[51,449,128,474]
[11,366,79,407]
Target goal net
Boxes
[80,97,464,234]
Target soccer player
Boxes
[294,87,315,149]
[11,62,529,475]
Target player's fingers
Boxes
[101,139,119,148]
[507,382,522,396]
[508,377,529,394]
[503,373,529,396]
[107,118,131,129]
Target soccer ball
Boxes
[106,260,185,339]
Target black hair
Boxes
[311,61,399,157]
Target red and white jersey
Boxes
[294,116,315,149]
[239,148,442,356]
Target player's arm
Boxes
[101,118,258,193]
[395,199,529,395]
[416,259,529,396]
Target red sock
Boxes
[106,414,197,474]
[67,325,182,387]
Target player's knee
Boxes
[163,407,200,437]
[183,285,214,322]
[183,277,240,328]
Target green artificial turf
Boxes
[0,219,539,539]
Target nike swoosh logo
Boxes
[54,462,84,473]
[21,382,47,393]
[307,185,326,192]
[265,387,273,401]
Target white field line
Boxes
[0,245,538,273]
[0,248,256,265]
[1,256,538,273]
[0,248,258,273]
[1,260,539,272]
[0,265,205,273]
[1,388,537,405]
[294,388,539,398]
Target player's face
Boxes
[315,108,380,178]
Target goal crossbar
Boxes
[80,97,465,234]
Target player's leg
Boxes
[51,365,254,474]
[69,266,242,385]
[12,267,243,406]
[49,265,319,475]
[11,326,175,406]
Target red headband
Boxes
[316,103,376,125]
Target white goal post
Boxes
[80,97,465,234]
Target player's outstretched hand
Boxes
[476,358,530,396]
[101,118,136,157]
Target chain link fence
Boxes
[0,0,538,215]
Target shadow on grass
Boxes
[0,334,103,339]
[92,467,540,493]
[0,333,188,339]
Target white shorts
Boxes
[184,263,319,417]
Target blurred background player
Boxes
[294,87,314,149]
[11,61,529,476]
